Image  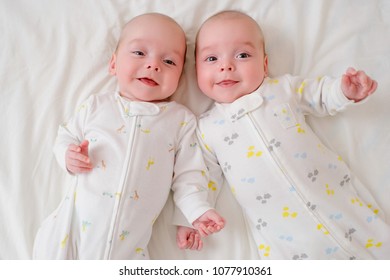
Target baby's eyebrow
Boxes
[125,39,184,57]
[237,41,258,50]
[195,41,262,58]
[123,39,142,50]
[197,41,258,55]
[170,48,185,58]
[197,43,212,51]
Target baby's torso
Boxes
[199,77,388,259]
[74,93,194,259]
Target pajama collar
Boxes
[216,89,264,122]
[115,92,161,117]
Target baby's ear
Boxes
[263,55,269,76]
[109,53,117,75]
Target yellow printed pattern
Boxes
[296,82,306,95]
[119,231,129,241]
[351,198,379,215]
[325,184,335,195]
[282,206,298,218]
[258,244,271,257]
[208,180,217,191]
[296,124,305,134]
[60,234,69,249]
[135,248,143,254]
[268,79,279,84]
[247,146,262,158]
[317,224,330,235]
[146,158,155,170]
[366,239,382,249]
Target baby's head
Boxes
[195,11,268,103]
[109,13,186,102]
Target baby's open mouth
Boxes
[139,77,158,86]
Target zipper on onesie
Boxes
[103,116,138,259]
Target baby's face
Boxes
[109,14,186,102]
[196,15,268,103]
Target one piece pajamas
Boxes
[33,91,211,259]
[198,75,390,259]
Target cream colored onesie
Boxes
[198,75,390,259]
[33,91,211,259]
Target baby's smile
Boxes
[138,77,159,86]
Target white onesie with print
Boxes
[33,91,211,259]
[198,75,390,259]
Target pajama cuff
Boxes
[175,195,213,225]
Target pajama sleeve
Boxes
[285,74,355,117]
[171,115,213,224]
[52,96,92,173]
[195,124,226,209]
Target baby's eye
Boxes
[163,59,176,66]
[205,56,217,62]
[236,53,250,59]
[132,51,145,56]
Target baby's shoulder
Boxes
[80,91,115,106]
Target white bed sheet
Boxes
[1,0,389,259]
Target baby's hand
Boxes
[341,67,377,102]
[176,226,203,250]
[65,140,93,174]
[192,209,225,237]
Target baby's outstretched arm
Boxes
[176,226,203,250]
[341,67,377,102]
[65,140,93,174]
[192,209,225,237]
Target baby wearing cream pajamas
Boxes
[34,92,213,259]
[198,75,390,259]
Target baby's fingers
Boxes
[356,71,377,96]
[66,150,93,174]
[345,67,357,76]
[67,148,91,164]
[72,152,91,164]
[368,80,378,95]
[68,143,82,153]
[196,224,212,237]
[208,224,223,233]
[177,234,193,250]
[67,157,92,169]
[66,156,93,173]
[190,234,203,251]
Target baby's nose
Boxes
[147,65,161,72]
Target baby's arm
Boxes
[65,140,93,174]
[341,67,377,102]
[176,226,203,250]
[192,209,225,237]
